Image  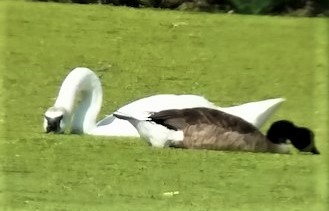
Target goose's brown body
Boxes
[149,107,288,153]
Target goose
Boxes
[113,107,319,154]
[43,67,285,137]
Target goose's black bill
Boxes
[311,147,320,155]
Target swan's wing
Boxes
[219,98,285,128]
[116,94,218,114]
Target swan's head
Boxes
[267,120,319,155]
[43,107,68,133]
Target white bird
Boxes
[43,67,285,137]
[113,107,319,154]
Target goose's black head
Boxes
[289,127,319,154]
[266,120,295,144]
[267,120,319,155]
[43,107,67,133]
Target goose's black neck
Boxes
[266,120,295,144]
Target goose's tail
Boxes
[113,110,183,148]
[266,120,320,155]
[113,111,151,121]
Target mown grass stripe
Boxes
[0,6,6,139]
[0,1,7,208]
[0,2,6,131]
[314,18,329,210]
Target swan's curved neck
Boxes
[54,67,103,133]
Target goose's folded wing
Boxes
[96,115,116,126]
[151,107,258,134]
[149,108,220,130]
[149,109,189,131]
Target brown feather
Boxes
[150,107,286,153]
[150,107,258,133]
[179,124,281,153]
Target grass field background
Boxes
[0,1,328,210]
[0,1,7,208]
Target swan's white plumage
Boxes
[44,67,285,137]
[100,96,285,129]
[219,98,285,128]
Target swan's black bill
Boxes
[45,115,63,133]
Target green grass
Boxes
[1,1,328,210]
[0,1,7,208]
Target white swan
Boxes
[43,67,285,137]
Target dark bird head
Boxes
[289,127,319,154]
[267,120,319,155]
[266,120,295,144]
[43,107,67,134]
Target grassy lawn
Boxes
[0,1,7,208]
[0,1,328,210]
